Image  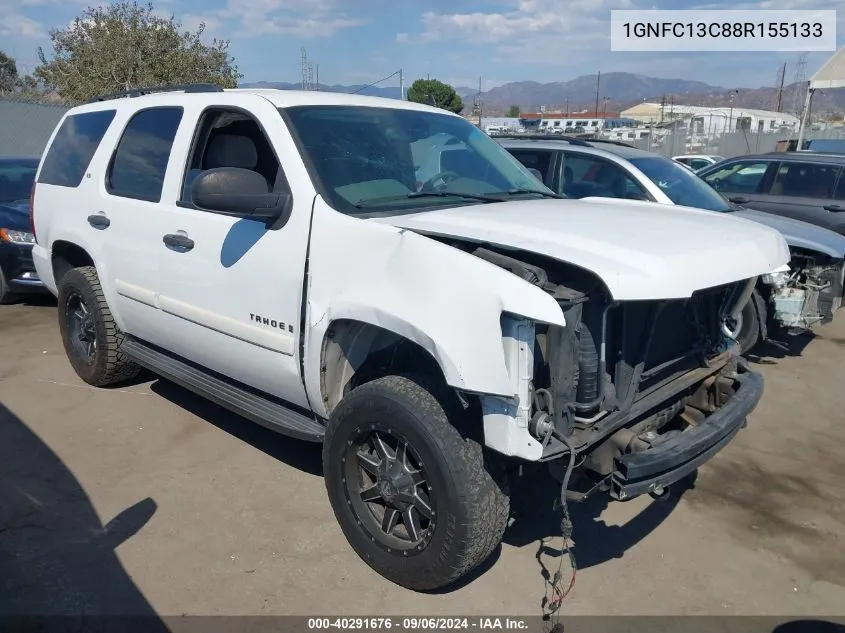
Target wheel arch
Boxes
[51,240,95,285]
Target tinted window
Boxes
[0,158,39,202]
[561,154,648,201]
[38,110,116,187]
[108,107,183,202]
[689,158,710,171]
[768,162,840,199]
[703,161,769,194]
[836,174,845,201]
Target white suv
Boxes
[30,85,789,591]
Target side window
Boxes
[107,107,183,203]
[180,108,284,205]
[37,110,116,187]
[507,150,554,186]
[703,161,769,194]
[835,174,845,201]
[689,159,709,171]
[768,162,840,199]
[561,154,648,200]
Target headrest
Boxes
[204,135,258,170]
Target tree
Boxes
[0,51,20,93]
[407,79,464,114]
[34,1,242,102]
[506,105,521,118]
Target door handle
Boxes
[163,233,195,251]
[823,204,845,212]
[728,196,749,204]
[87,214,110,229]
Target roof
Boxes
[810,45,845,90]
[705,151,845,164]
[71,87,453,116]
[524,112,622,120]
[495,136,657,160]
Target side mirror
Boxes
[192,167,289,221]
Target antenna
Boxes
[774,62,786,112]
[300,46,316,90]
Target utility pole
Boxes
[399,69,404,100]
[594,71,601,116]
[315,64,319,90]
[774,62,786,112]
[659,94,666,124]
[478,76,483,122]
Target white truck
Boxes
[29,85,789,592]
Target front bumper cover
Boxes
[610,364,763,500]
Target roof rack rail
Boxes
[489,133,592,147]
[88,83,224,103]
[581,137,637,148]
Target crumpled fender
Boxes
[302,197,565,417]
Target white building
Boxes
[620,103,799,137]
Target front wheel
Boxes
[323,375,509,591]
[726,290,763,355]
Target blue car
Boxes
[0,156,46,304]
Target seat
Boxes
[183,134,262,200]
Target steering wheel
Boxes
[421,170,461,191]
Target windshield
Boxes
[282,105,556,214]
[629,156,731,212]
[0,158,38,203]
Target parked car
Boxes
[498,136,845,353]
[673,154,725,171]
[0,156,47,304]
[31,85,788,591]
[697,151,845,235]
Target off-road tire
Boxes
[0,268,18,305]
[57,266,141,387]
[323,374,510,591]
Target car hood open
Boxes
[370,198,790,301]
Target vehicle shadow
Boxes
[746,330,813,365]
[504,467,697,571]
[0,403,168,624]
[148,379,324,477]
[772,621,845,633]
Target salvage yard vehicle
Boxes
[30,85,789,591]
[0,156,48,303]
[497,135,845,353]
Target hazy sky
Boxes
[1,0,843,90]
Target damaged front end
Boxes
[461,243,765,502]
[761,248,845,332]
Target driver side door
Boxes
[149,93,314,408]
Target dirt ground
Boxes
[1,296,844,618]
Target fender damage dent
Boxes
[303,197,565,421]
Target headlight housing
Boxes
[761,264,790,288]
[0,228,36,245]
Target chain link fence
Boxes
[0,94,78,158]
[617,127,845,159]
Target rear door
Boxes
[735,160,844,232]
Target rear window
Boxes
[38,110,116,188]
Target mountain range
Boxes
[240,72,845,117]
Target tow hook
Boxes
[649,484,671,502]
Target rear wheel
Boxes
[57,266,140,386]
[323,374,509,591]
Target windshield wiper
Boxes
[502,188,565,199]
[354,191,506,208]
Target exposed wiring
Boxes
[540,429,578,633]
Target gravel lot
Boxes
[1,297,844,618]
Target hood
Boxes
[370,198,790,301]
[0,201,31,232]
[732,207,845,259]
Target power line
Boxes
[350,70,401,94]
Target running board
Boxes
[122,337,325,442]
